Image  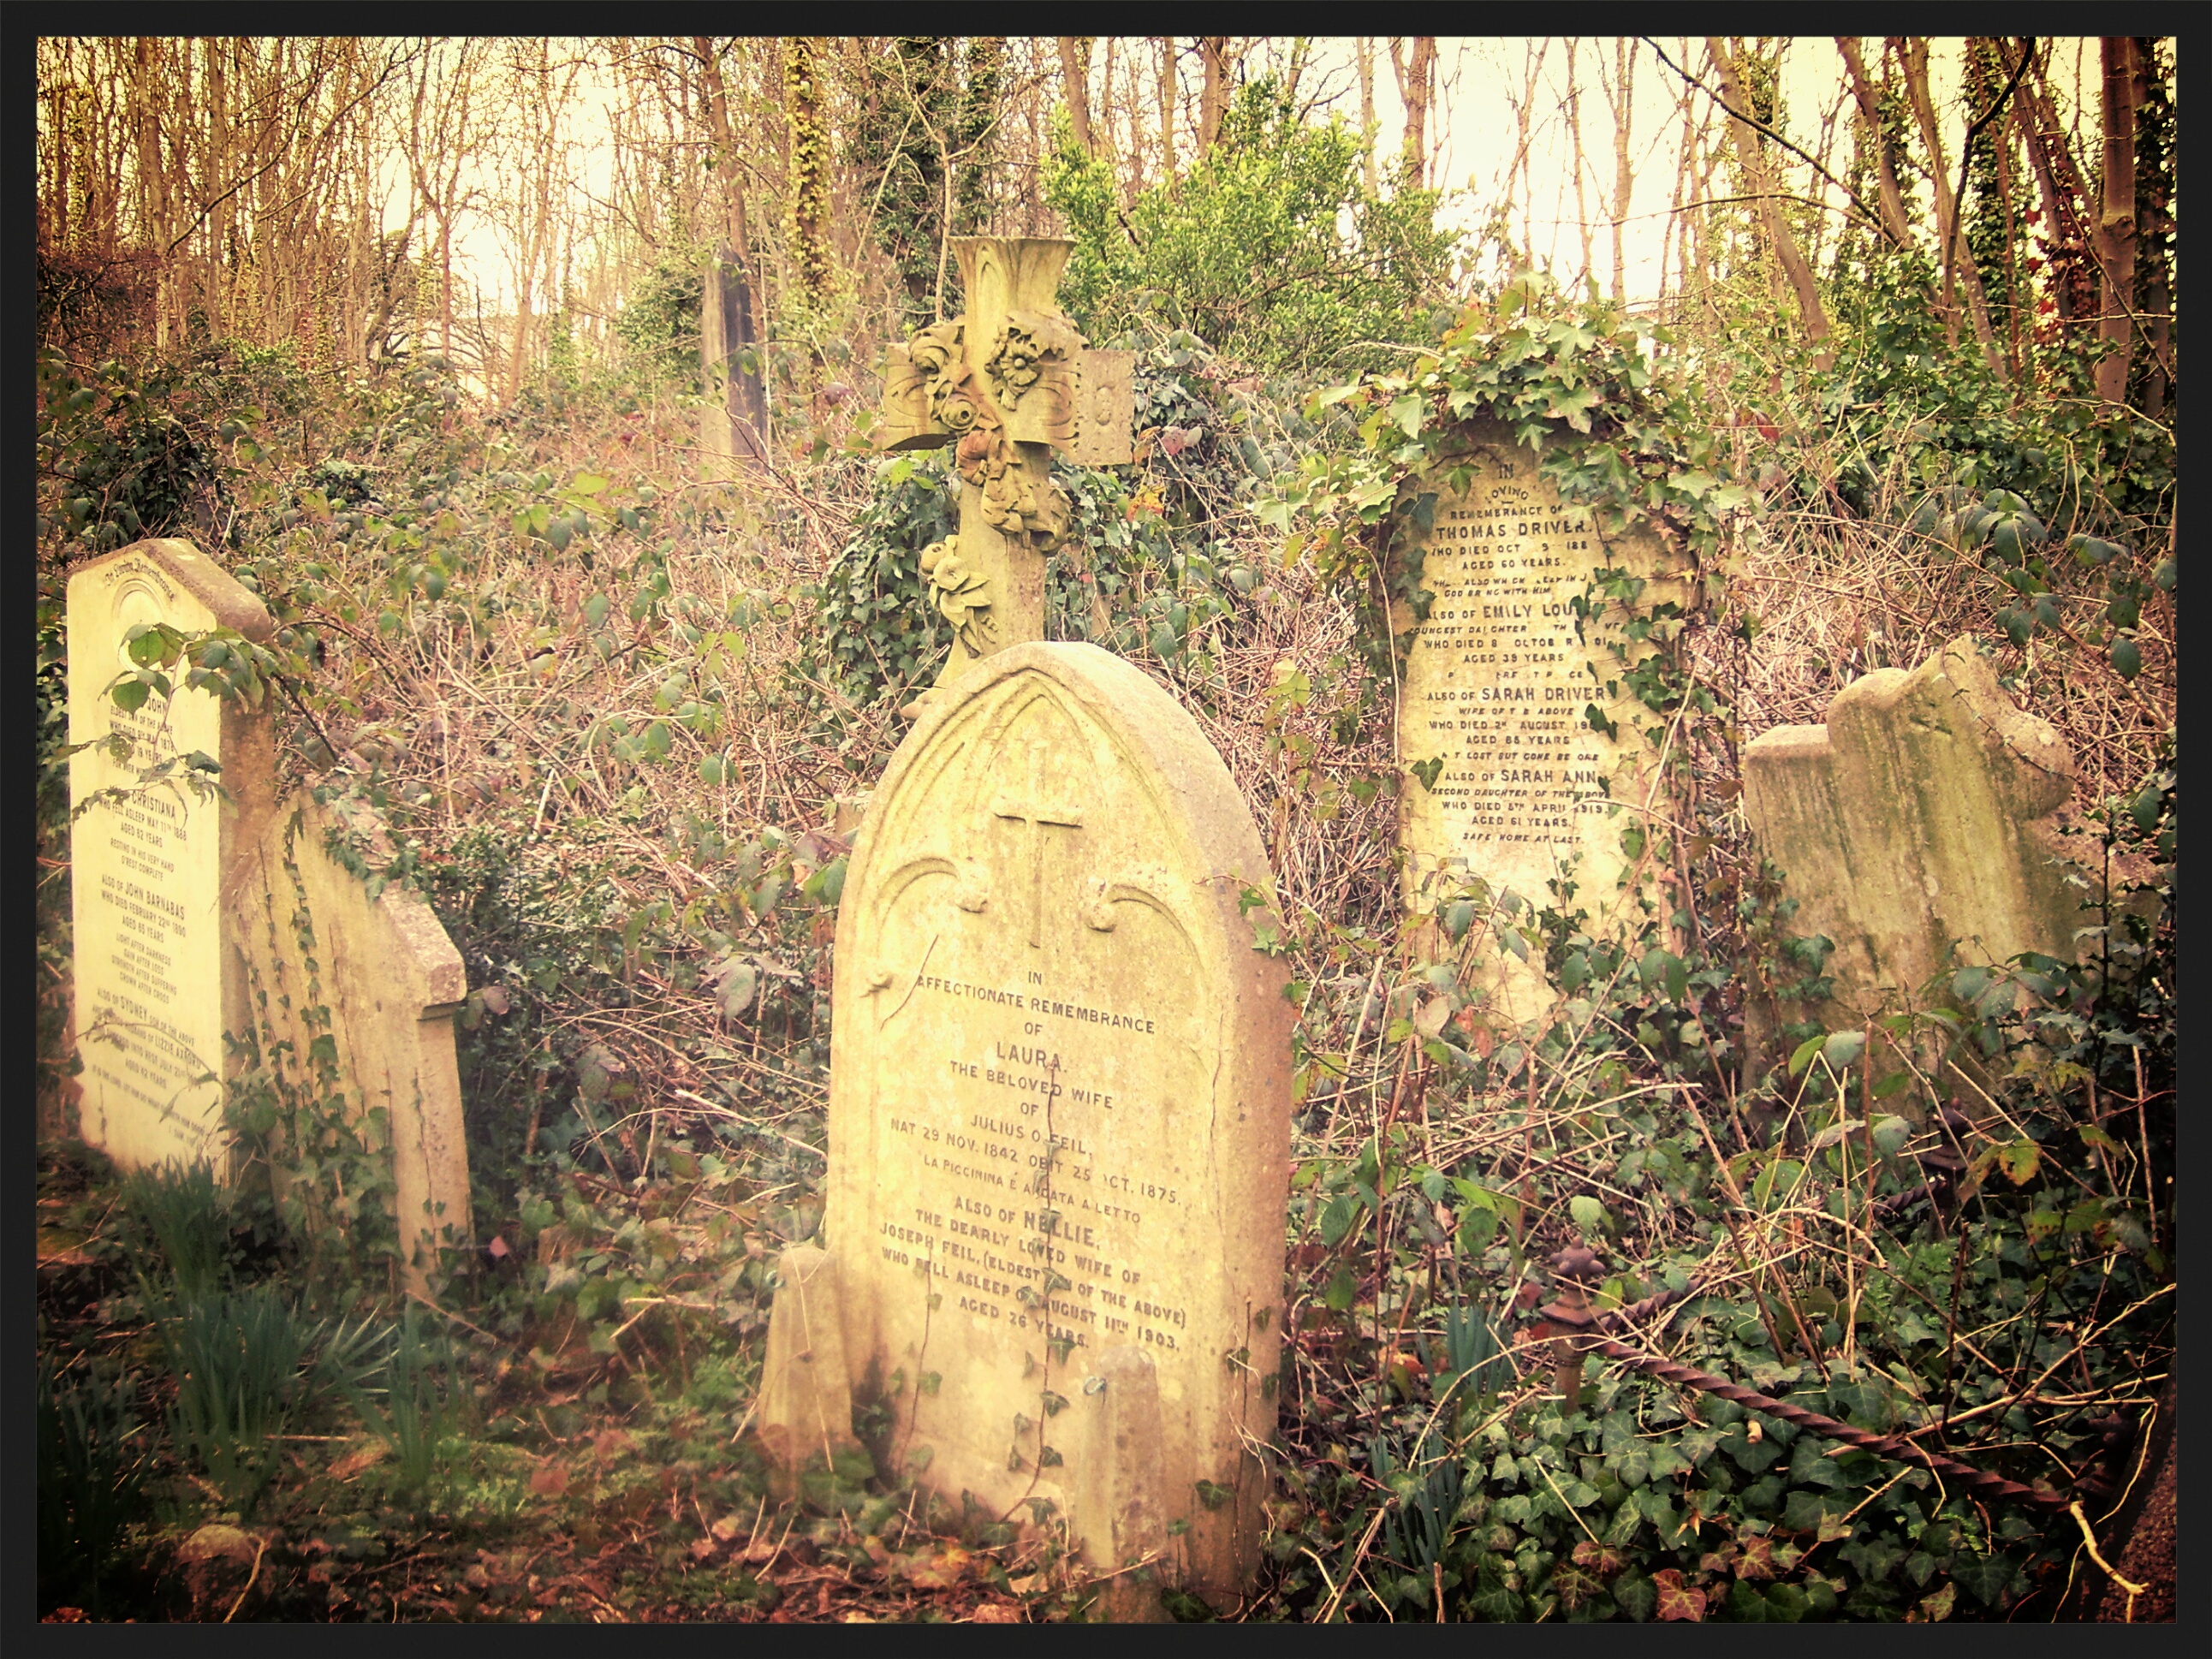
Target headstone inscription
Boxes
[68,539,472,1290]
[68,539,276,1174]
[767,642,1292,1613]
[1739,637,2128,1101]
[1394,418,1690,1017]
[872,237,1134,700]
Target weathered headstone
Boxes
[68,540,276,1174]
[765,642,1291,1613]
[1394,418,1691,1016]
[230,791,473,1287]
[68,539,472,1289]
[700,243,769,469]
[1740,637,2120,1094]
[872,237,1134,702]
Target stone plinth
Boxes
[800,641,1291,1608]
[1394,420,1690,1018]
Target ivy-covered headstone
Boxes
[1393,417,1694,1019]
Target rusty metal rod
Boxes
[1579,1332,2069,1511]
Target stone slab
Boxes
[1741,637,2119,1092]
[68,539,276,1174]
[232,790,473,1290]
[1394,420,1689,1017]
[822,641,1291,1604]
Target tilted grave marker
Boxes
[1740,637,2135,1101]
[68,539,472,1289]
[762,642,1291,1614]
[1394,417,1691,1018]
[872,236,1133,701]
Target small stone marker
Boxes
[1394,418,1689,1016]
[872,237,1134,699]
[68,539,471,1289]
[766,642,1291,1613]
[1741,637,2118,1093]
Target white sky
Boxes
[399,37,2066,325]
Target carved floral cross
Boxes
[873,238,1133,692]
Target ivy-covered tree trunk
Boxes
[2131,37,2173,419]
[1707,38,1833,365]
[783,37,833,312]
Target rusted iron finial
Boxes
[1539,1245,1606,1405]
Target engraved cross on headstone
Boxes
[989,739,1083,950]
[873,238,1134,703]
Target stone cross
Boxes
[990,740,1084,950]
[873,237,1133,698]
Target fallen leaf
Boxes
[529,1460,570,1497]
[591,1429,633,1460]
[710,1513,749,1543]
[329,1442,389,1482]
[968,1604,1023,1622]
[687,1538,718,1563]
[479,985,511,1016]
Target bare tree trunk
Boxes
[1894,37,2005,376]
[1388,37,1437,189]
[1835,37,1913,247]
[1708,37,1834,361]
[2093,35,2140,406]
[1157,38,1175,179]
[1358,39,1377,199]
[1196,37,1230,156]
[1056,38,1094,155]
[1563,40,1593,285]
[1602,39,1637,301]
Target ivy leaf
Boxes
[1948,1550,2020,1608]
[1995,1141,2041,1186]
[1651,1567,1706,1621]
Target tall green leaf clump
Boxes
[1045,78,1460,375]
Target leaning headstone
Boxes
[68,539,472,1290]
[700,243,767,469]
[764,641,1291,1614]
[1740,637,2120,1097]
[230,789,473,1289]
[872,236,1134,706]
[1394,417,1692,1018]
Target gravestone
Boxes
[68,539,276,1174]
[764,642,1291,1614]
[68,539,472,1290]
[700,243,768,468]
[872,237,1133,705]
[1394,418,1691,1017]
[1740,637,2122,1096]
